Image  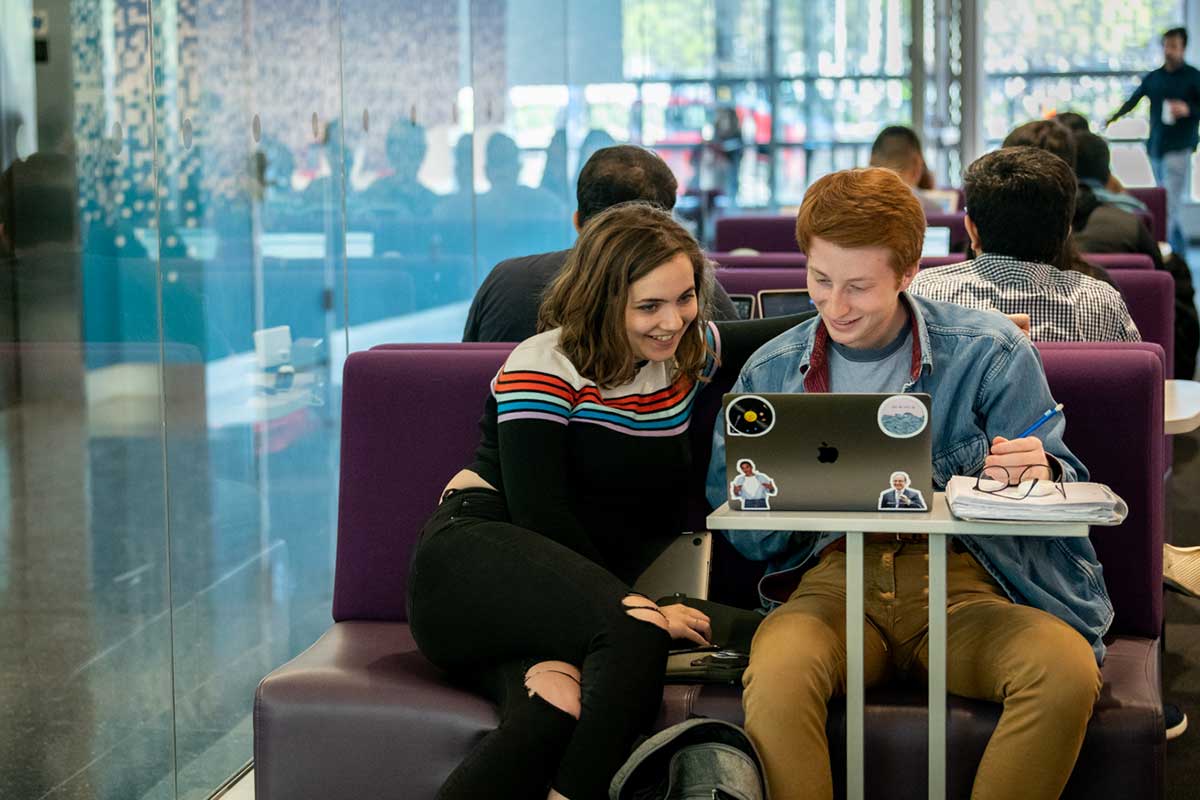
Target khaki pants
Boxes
[744,541,1102,800]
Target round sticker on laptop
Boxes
[877,395,928,439]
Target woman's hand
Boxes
[622,595,713,646]
[660,603,713,647]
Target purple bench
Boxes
[709,252,968,270]
[715,213,969,254]
[254,343,1165,800]
[710,252,1154,272]
[1127,187,1168,243]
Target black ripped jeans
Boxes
[407,488,669,800]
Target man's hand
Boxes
[985,436,1051,484]
[1169,99,1190,119]
[1005,313,1031,338]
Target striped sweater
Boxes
[465,315,807,584]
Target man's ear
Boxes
[572,210,581,233]
[964,214,982,253]
[896,261,920,292]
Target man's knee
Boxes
[525,661,582,719]
[746,610,844,696]
[1009,624,1101,710]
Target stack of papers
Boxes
[945,476,1127,525]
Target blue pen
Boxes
[1016,403,1064,439]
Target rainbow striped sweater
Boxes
[464,316,805,582]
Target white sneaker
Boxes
[1166,703,1189,741]
[1163,544,1200,598]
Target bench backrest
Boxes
[335,342,1164,638]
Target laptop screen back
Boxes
[758,289,815,318]
[921,226,951,257]
[728,294,755,320]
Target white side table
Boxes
[1165,379,1200,434]
[707,492,1089,800]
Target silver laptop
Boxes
[723,393,933,512]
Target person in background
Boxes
[909,146,1139,343]
[1108,26,1200,257]
[1000,120,1117,288]
[463,144,739,342]
[1070,132,1165,269]
[868,125,946,213]
[1054,111,1148,211]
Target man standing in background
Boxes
[1108,27,1200,257]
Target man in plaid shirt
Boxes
[908,146,1141,343]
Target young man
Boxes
[706,167,1107,800]
[908,146,1140,343]
[1108,26,1200,257]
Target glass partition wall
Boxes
[1,1,1178,797]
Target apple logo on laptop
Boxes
[817,442,839,464]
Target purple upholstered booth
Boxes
[714,267,807,296]
[1085,253,1155,271]
[710,251,808,269]
[1127,187,1168,243]
[714,213,968,253]
[255,343,1165,799]
[708,252,968,270]
[1108,269,1175,378]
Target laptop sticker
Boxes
[877,470,927,511]
[727,395,776,437]
[877,395,928,439]
[730,458,778,511]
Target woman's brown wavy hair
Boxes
[538,202,715,388]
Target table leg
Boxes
[846,532,864,800]
[928,535,948,800]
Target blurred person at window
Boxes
[463,144,738,342]
[868,125,943,213]
[541,129,570,208]
[254,135,308,233]
[1001,120,1117,288]
[361,119,436,256]
[456,132,568,277]
[362,118,436,217]
[575,129,617,189]
[1107,27,1200,258]
[909,146,1140,343]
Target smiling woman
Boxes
[405,200,815,799]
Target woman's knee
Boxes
[524,661,582,720]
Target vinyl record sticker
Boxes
[727,395,776,437]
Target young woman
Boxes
[407,202,807,800]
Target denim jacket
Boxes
[705,294,1114,664]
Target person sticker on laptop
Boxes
[730,458,778,511]
[878,470,926,511]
